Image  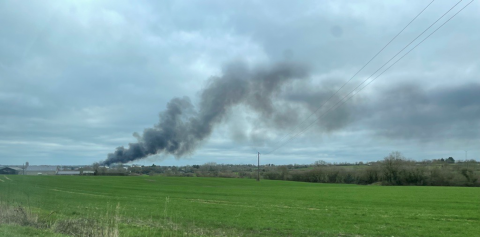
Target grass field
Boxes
[1,175,479,236]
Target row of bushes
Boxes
[125,152,479,187]
[165,170,258,179]
[264,152,480,187]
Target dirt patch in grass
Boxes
[0,204,44,228]
[53,218,118,237]
[122,217,244,237]
[0,203,119,237]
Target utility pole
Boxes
[257,152,260,182]
[465,150,468,169]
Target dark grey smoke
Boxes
[102,61,309,165]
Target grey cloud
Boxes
[362,83,480,140]
[0,0,479,165]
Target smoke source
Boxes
[102,61,309,165]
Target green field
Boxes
[1,175,479,237]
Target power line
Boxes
[355,0,474,99]
[271,0,435,146]
[265,0,473,155]
[266,0,460,155]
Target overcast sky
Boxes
[1,0,479,166]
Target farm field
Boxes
[0,175,479,237]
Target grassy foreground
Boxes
[0,175,479,236]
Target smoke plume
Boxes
[102,61,309,165]
[104,61,480,165]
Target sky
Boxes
[0,0,479,166]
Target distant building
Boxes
[11,167,24,173]
[24,166,59,175]
[0,167,19,175]
[56,170,80,175]
[82,171,95,175]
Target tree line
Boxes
[264,152,479,187]
[92,151,479,187]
